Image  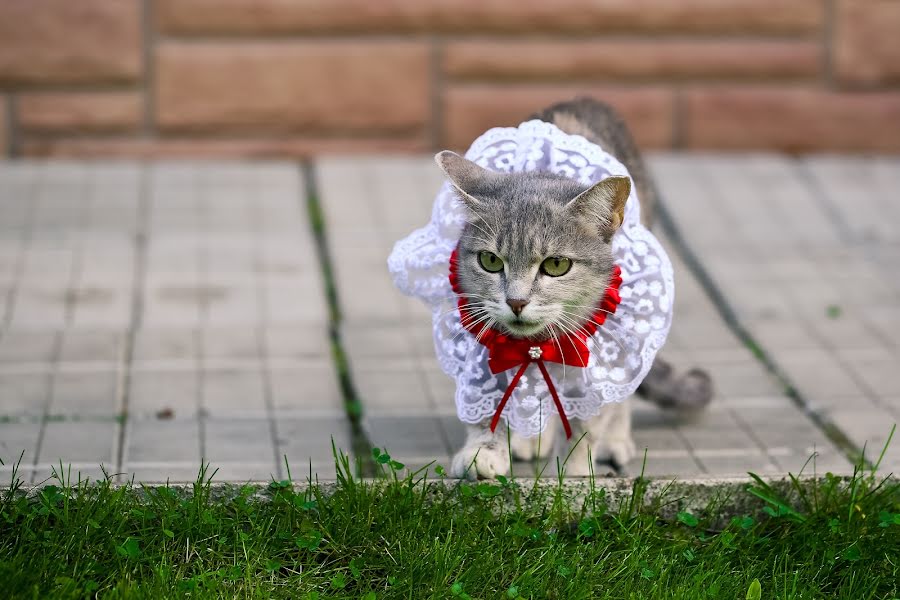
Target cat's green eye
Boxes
[541,257,572,277]
[478,251,504,273]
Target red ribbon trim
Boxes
[449,247,622,439]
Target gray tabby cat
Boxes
[441,97,712,479]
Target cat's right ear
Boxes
[434,151,500,213]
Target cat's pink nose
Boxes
[506,299,529,316]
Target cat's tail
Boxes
[637,358,713,416]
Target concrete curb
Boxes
[7,475,879,525]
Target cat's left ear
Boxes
[565,176,631,237]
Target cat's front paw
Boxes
[510,431,555,461]
[451,444,510,480]
[606,435,637,468]
[563,457,595,478]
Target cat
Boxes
[440,98,712,479]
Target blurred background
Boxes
[0,1,898,483]
[1,0,899,158]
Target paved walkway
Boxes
[0,156,896,484]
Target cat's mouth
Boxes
[502,317,547,338]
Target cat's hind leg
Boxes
[450,420,511,480]
[600,400,637,468]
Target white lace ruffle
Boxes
[387,119,674,437]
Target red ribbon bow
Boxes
[449,248,622,439]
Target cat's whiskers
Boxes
[545,322,568,382]
[436,291,506,317]
[434,299,490,322]
[450,309,496,343]
[558,307,623,331]
[552,313,589,341]
[562,303,618,316]
[473,316,498,346]
[433,293,495,312]
[555,311,601,342]
[458,307,491,329]
[553,313,628,361]
[549,318,588,360]
[556,311,629,355]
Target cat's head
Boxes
[438,151,630,340]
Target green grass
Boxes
[0,443,898,599]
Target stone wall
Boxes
[1,0,899,158]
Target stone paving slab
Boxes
[317,158,456,474]
[2,154,895,484]
[317,156,856,478]
[649,153,899,472]
[0,162,346,484]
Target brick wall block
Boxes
[156,0,427,35]
[446,40,820,81]
[0,0,142,85]
[18,92,143,133]
[156,42,430,135]
[685,88,900,152]
[443,86,673,150]
[157,0,822,35]
[2,0,900,155]
[835,0,900,87]
[21,137,429,159]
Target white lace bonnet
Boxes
[387,119,674,436]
